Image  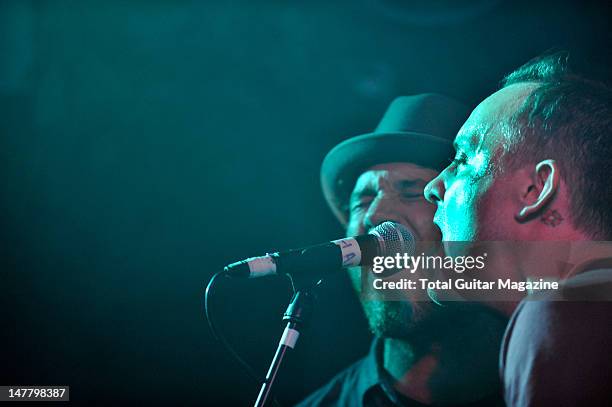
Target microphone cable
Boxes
[203,271,283,407]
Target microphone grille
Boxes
[372,221,416,257]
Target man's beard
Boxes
[360,299,437,339]
[348,266,439,339]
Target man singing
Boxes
[298,94,508,406]
[424,52,612,406]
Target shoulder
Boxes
[500,270,612,406]
[503,296,612,362]
[294,357,370,407]
[502,269,612,354]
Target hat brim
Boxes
[321,131,454,225]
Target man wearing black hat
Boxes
[297,94,507,406]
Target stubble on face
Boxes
[434,83,540,243]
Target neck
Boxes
[478,238,612,316]
[565,241,612,277]
[514,239,612,280]
[383,338,435,404]
[382,307,506,405]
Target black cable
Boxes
[203,271,283,407]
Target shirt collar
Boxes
[566,256,612,277]
[361,338,504,406]
[358,337,405,405]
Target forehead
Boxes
[455,83,539,150]
[352,162,437,191]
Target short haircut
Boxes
[501,51,612,239]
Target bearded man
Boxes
[298,94,508,406]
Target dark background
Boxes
[1,0,610,405]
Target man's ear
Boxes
[516,159,559,221]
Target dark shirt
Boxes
[500,267,612,407]
[296,339,504,407]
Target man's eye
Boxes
[401,192,422,199]
[350,200,370,211]
[451,153,468,167]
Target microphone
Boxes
[224,221,415,279]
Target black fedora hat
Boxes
[321,93,470,225]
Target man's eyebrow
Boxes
[454,129,483,152]
[393,179,428,190]
[453,139,469,153]
[349,186,376,202]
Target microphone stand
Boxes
[254,285,315,407]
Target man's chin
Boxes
[363,299,505,343]
[362,299,433,339]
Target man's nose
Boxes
[363,194,400,231]
[424,173,445,204]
